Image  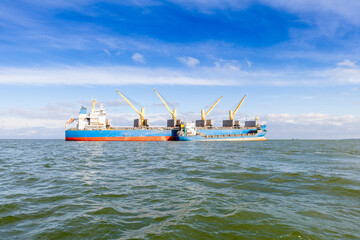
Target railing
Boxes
[203,132,257,138]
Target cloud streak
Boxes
[178,56,200,67]
[132,53,145,63]
[169,0,360,25]
[1,62,360,86]
[0,66,235,86]
[261,112,360,139]
[1,0,359,75]
[1,111,360,139]
[337,60,357,67]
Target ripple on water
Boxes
[1,140,360,239]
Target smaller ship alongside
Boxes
[65,90,267,141]
[176,119,266,141]
[175,94,267,141]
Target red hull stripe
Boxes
[66,136,176,141]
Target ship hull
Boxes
[65,126,267,142]
[65,129,177,141]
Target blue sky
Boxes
[1,0,360,139]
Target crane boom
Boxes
[116,90,144,118]
[201,96,223,120]
[91,98,97,112]
[153,89,176,120]
[229,94,246,120]
[233,95,246,116]
[205,96,223,116]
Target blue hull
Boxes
[65,129,178,141]
[65,125,267,142]
[177,125,267,141]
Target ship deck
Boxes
[66,126,261,131]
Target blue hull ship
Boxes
[65,91,267,142]
[176,125,267,141]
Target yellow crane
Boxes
[153,89,177,120]
[229,95,246,120]
[116,90,146,127]
[201,96,223,121]
[91,98,97,112]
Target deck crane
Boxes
[196,96,223,127]
[153,89,179,127]
[116,90,148,127]
[229,95,246,120]
[91,98,97,113]
[223,94,246,127]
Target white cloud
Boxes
[262,113,358,126]
[292,96,316,100]
[103,49,111,56]
[317,65,360,84]
[0,62,360,87]
[1,111,360,139]
[0,66,236,86]
[0,127,64,139]
[132,53,145,63]
[260,113,360,139]
[246,60,252,68]
[260,0,360,25]
[178,56,200,67]
[169,0,360,25]
[214,59,240,71]
[336,60,357,67]
[0,104,78,125]
[0,118,65,129]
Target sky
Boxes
[0,0,360,139]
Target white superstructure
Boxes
[76,99,110,130]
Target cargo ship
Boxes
[176,120,266,141]
[65,90,179,141]
[65,90,267,141]
[175,94,266,141]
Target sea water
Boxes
[1,140,359,239]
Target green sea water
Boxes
[0,140,359,239]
